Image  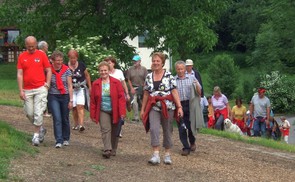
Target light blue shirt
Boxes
[101,83,112,112]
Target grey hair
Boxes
[174,60,186,67]
[38,41,48,49]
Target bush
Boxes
[257,71,295,113]
[207,54,239,98]
[56,35,116,80]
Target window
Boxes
[7,30,20,43]
[138,30,149,48]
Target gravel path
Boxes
[1,105,295,182]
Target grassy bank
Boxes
[200,128,295,153]
[0,120,38,179]
[0,63,22,107]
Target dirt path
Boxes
[1,105,295,182]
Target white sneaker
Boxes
[55,143,62,148]
[164,155,172,165]
[32,136,40,146]
[148,154,160,165]
[63,141,69,146]
[39,128,47,143]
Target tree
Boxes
[0,0,231,63]
[207,54,239,98]
[250,0,295,72]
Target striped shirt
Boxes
[49,68,72,94]
[175,74,200,101]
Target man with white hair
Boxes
[38,40,51,117]
[38,41,48,53]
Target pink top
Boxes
[212,94,228,111]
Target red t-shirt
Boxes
[17,50,51,89]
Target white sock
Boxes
[165,152,170,156]
[33,133,39,138]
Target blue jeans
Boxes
[215,115,224,130]
[48,94,70,144]
[253,117,266,137]
[178,101,195,150]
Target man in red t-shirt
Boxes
[17,36,52,146]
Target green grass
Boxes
[200,128,295,153]
[0,120,38,179]
[0,63,22,106]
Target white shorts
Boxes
[73,88,85,107]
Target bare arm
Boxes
[121,80,130,100]
[84,69,92,92]
[171,89,183,117]
[45,67,52,87]
[128,79,136,95]
[17,69,25,100]
[140,90,149,120]
[226,103,231,119]
[67,76,73,109]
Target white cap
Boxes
[185,59,193,66]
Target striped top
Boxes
[49,66,72,94]
[175,74,200,101]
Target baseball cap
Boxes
[132,55,141,61]
[185,59,193,66]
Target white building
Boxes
[124,36,171,71]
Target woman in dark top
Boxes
[67,49,92,131]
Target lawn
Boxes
[0,120,38,179]
[0,63,22,106]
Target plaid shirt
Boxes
[175,74,200,101]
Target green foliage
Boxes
[257,71,295,113]
[56,36,116,80]
[207,54,239,98]
[0,63,22,106]
[0,121,37,179]
[0,0,231,61]
[250,0,295,72]
[227,0,269,51]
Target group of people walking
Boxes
[17,35,290,167]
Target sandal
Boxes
[72,125,79,130]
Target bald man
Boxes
[17,36,52,146]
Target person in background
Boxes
[280,116,290,144]
[48,51,73,148]
[38,40,51,117]
[90,61,126,158]
[17,36,52,146]
[140,52,183,165]
[249,87,271,137]
[231,98,247,134]
[127,55,148,122]
[105,56,130,137]
[246,101,254,136]
[67,49,92,131]
[211,86,231,130]
[200,95,209,128]
[207,96,215,128]
[175,60,201,156]
[185,59,204,97]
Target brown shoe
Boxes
[102,150,111,159]
[190,144,196,151]
[111,150,116,156]
[181,149,190,156]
